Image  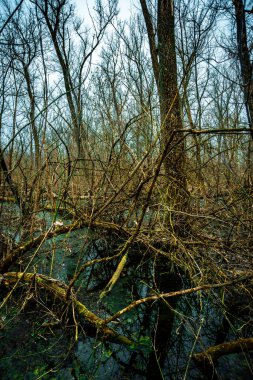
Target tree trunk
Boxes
[0,149,23,209]
[23,64,40,171]
[140,0,188,214]
[233,0,253,186]
[146,268,181,380]
[233,0,253,140]
[157,0,187,210]
[140,3,188,377]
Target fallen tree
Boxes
[0,272,133,346]
[1,271,252,348]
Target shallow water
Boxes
[0,203,252,379]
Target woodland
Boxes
[0,0,252,379]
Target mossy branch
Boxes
[66,252,122,299]
[100,253,128,299]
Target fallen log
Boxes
[0,271,133,346]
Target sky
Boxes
[74,0,136,22]
[245,0,253,10]
[69,0,137,65]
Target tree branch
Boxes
[139,0,159,85]
[0,0,24,35]
[192,337,253,369]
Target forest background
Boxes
[0,1,252,379]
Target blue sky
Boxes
[245,0,253,10]
[74,0,136,21]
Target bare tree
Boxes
[33,0,118,173]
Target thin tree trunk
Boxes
[233,0,253,185]
[139,2,188,377]
[0,149,23,209]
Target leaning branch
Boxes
[100,253,128,299]
[139,0,159,85]
[103,273,253,324]
[0,220,82,272]
[0,0,24,35]
[0,218,129,273]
